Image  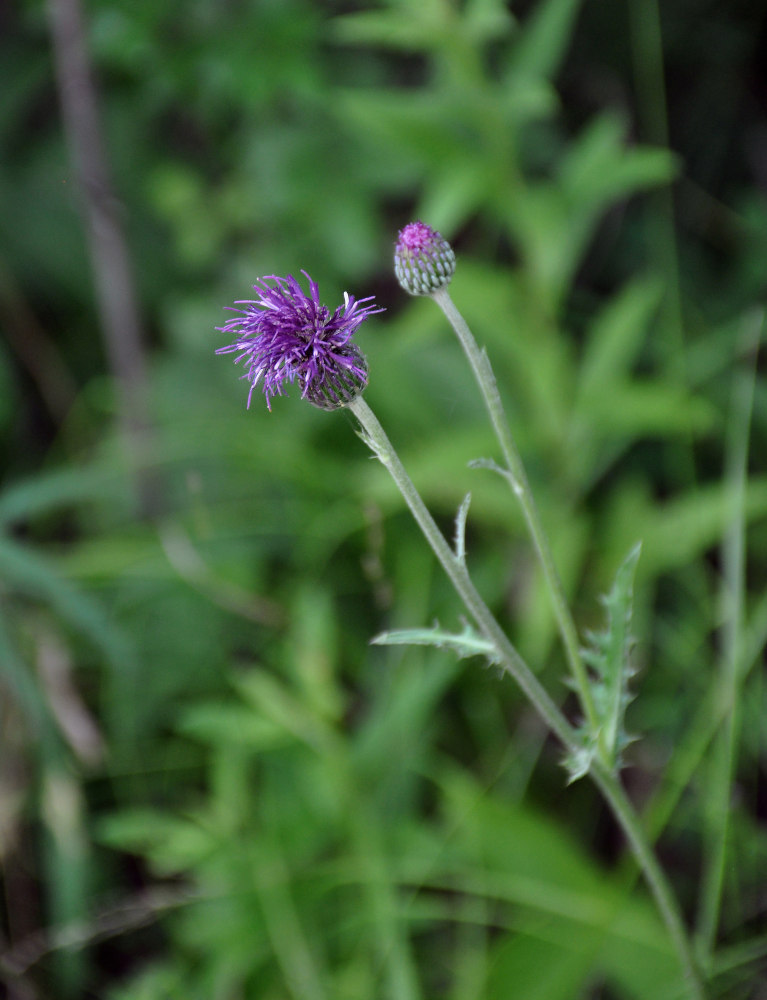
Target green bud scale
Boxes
[394,221,456,296]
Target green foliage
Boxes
[98,645,690,1000]
[1,0,766,997]
[567,544,641,781]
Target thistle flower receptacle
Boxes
[394,221,456,296]
[216,272,383,411]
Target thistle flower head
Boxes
[216,272,383,411]
[394,221,456,296]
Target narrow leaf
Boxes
[454,492,472,563]
[371,624,498,662]
[468,457,519,491]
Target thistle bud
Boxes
[394,221,456,296]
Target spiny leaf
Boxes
[371,622,499,663]
[454,492,472,563]
[564,544,642,782]
[582,542,641,768]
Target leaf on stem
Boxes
[454,492,472,563]
[371,623,500,664]
[468,456,521,493]
[565,543,642,781]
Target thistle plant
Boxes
[217,235,705,999]
[394,222,608,762]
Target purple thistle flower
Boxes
[394,221,456,296]
[216,271,383,411]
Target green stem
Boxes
[430,287,600,742]
[348,393,705,1000]
[349,395,575,751]
[696,314,760,960]
[590,764,705,999]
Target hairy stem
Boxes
[349,395,575,749]
[348,393,705,999]
[430,287,600,743]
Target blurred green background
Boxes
[1,1,766,997]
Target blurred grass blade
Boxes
[507,0,582,81]
[0,466,119,527]
[0,536,134,671]
[0,604,53,735]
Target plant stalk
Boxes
[430,287,600,742]
[349,395,575,751]
[348,393,705,1000]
